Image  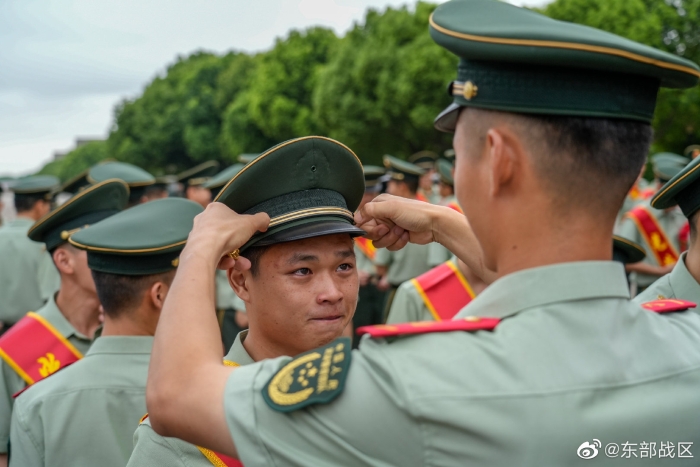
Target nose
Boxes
[316,271,344,305]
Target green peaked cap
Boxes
[362,165,385,188]
[436,158,454,186]
[612,235,645,265]
[69,198,203,275]
[88,161,155,187]
[29,179,129,252]
[177,160,220,187]
[214,136,365,252]
[652,155,700,218]
[651,152,689,182]
[11,176,59,196]
[383,155,425,182]
[408,151,438,170]
[237,153,261,165]
[60,170,92,194]
[430,0,700,132]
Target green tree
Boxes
[542,0,700,154]
[37,141,108,182]
[220,27,339,157]
[313,2,455,164]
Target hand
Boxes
[377,275,391,291]
[355,194,446,251]
[183,202,270,270]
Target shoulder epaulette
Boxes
[641,298,696,313]
[0,312,83,387]
[411,260,476,321]
[356,316,500,338]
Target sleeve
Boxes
[0,362,27,453]
[9,399,43,467]
[224,350,423,466]
[37,252,60,303]
[126,421,188,467]
[374,248,391,267]
[427,243,451,268]
[386,282,423,324]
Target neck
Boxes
[15,213,35,221]
[101,310,156,337]
[458,261,488,294]
[55,281,102,339]
[242,324,300,362]
[493,203,614,278]
[684,242,700,284]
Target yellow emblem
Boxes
[463,81,478,100]
[171,257,180,267]
[37,353,61,378]
[264,338,351,412]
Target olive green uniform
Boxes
[385,278,433,324]
[9,336,152,466]
[634,252,700,305]
[0,295,91,454]
[616,201,687,289]
[223,262,700,466]
[374,243,432,286]
[0,218,60,325]
[127,332,253,467]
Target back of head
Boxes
[91,270,175,318]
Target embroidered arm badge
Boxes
[263,337,351,413]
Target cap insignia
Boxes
[463,81,478,100]
[263,337,351,412]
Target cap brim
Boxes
[433,103,462,133]
[242,218,365,251]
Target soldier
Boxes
[408,150,439,203]
[685,144,700,160]
[204,164,248,350]
[0,176,60,331]
[178,160,220,208]
[144,0,700,464]
[427,158,462,266]
[389,236,644,325]
[58,170,91,196]
[88,161,157,207]
[635,156,700,304]
[617,153,689,294]
[352,165,386,347]
[9,198,202,467]
[127,136,363,466]
[0,180,128,467]
[375,155,433,315]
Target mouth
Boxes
[310,314,344,323]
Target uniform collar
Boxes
[455,261,630,320]
[9,217,34,229]
[667,252,700,300]
[86,335,154,356]
[224,330,254,366]
[41,294,91,341]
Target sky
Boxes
[0,0,549,176]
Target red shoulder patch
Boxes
[139,413,149,424]
[641,299,697,313]
[356,317,500,338]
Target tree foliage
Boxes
[40,0,700,180]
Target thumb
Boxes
[250,212,271,233]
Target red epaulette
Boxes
[641,299,696,313]
[357,317,500,338]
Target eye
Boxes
[293,268,312,276]
[337,263,353,272]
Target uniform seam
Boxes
[408,362,700,403]
[14,402,45,463]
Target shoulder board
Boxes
[356,317,500,339]
[641,299,696,313]
[263,337,351,413]
[0,312,83,386]
[414,261,455,290]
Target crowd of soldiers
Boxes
[2,0,700,465]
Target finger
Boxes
[250,212,271,233]
[218,256,236,270]
[233,256,252,271]
[372,224,407,249]
[386,231,410,251]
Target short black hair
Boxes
[515,113,652,214]
[242,244,271,277]
[14,194,46,213]
[402,178,419,195]
[91,270,175,317]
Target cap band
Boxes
[87,249,182,276]
[244,189,353,226]
[44,209,120,252]
[449,59,659,122]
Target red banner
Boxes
[626,206,679,266]
[411,260,475,321]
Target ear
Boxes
[486,126,521,198]
[228,267,251,303]
[52,246,75,275]
[149,280,170,311]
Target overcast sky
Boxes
[0,0,548,176]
